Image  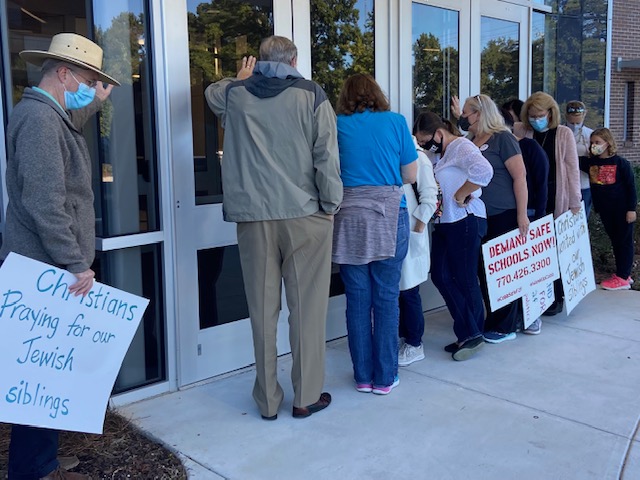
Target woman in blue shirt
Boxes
[332,74,417,395]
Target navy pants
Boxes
[399,285,424,347]
[479,209,522,334]
[431,215,487,343]
[8,425,59,479]
[600,208,635,279]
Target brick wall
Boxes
[610,0,640,163]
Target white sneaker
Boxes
[524,318,542,335]
[398,342,425,366]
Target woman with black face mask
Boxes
[414,112,493,361]
[460,94,531,341]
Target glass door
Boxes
[410,1,465,120]
[476,1,529,107]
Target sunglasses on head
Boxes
[566,106,585,114]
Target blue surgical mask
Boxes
[529,117,549,132]
[567,122,583,134]
[63,72,96,110]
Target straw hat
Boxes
[20,33,120,86]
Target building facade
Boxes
[610,0,640,162]
[0,0,616,405]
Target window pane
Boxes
[412,3,459,120]
[94,244,166,393]
[531,2,608,127]
[187,0,274,205]
[480,16,519,108]
[92,1,160,236]
[197,245,249,328]
[311,0,374,107]
[531,11,549,95]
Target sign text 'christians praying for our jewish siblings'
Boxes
[0,253,148,434]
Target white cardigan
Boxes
[399,139,438,290]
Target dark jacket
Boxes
[579,154,637,213]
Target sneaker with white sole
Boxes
[601,274,631,291]
[523,318,542,335]
[398,342,425,367]
[355,382,373,393]
[372,376,400,395]
[483,331,517,343]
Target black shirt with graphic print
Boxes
[579,154,637,213]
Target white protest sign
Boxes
[555,203,596,315]
[482,215,560,312]
[522,281,555,329]
[0,253,148,434]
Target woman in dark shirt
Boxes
[459,94,529,342]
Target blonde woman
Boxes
[459,94,529,341]
[515,92,581,317]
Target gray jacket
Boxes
[205,61,343,222]
[0,88,101,273]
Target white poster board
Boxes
[0,253,148,434]
[482,215,560,312]
[555,203,596,315]
[522,281,555,329]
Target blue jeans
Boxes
[341,209,409,388]
[431,215,487,343]
[8,425,59,479]
[399,285,424,347]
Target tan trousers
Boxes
[237,213,334,417]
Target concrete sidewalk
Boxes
[118,289,640,480]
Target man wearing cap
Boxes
[2,32,119,480]
[565,100,594,217]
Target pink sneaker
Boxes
[355,383,372,393]
[601,274,631,291]
[372,376,400,395]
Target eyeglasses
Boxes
[566,106,585,114]
[71,70,98,88]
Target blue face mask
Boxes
[64,72,96,110]
[529,116,549,132]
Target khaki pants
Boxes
[237,213,333,417]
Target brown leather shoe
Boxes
[40,466,92,480]
[292,392,331,418]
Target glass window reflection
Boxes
[531,1,608,127]
[94,245,166,393]
[91,1,159,236]
[311,0,374,107]
[187,0,274,205]
[197,245,249,328]
[480,16,519,108]
[412,4,459,120]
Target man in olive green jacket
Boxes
[206,35,342,420]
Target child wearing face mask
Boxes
[565,101,594,217]
[579,128,637,290]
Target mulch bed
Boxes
[0,409,187,479]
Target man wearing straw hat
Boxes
[1,32,119,480]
